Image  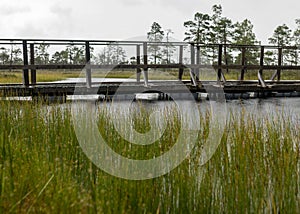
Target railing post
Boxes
[136,45,141,82]
[258,46,266,87]
[30,44,36,85]
[217,44,223,82]
[196,45,200,81]
[277,47,282,81]
[189,43,197,85]
[85,41,92,88]
[178,45,184,80]
[240,47,246,81]
[143,42,148,86]
[22,40,29,87]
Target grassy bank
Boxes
[1,69,299,84]
[0,101,299,213]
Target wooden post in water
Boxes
[136,45,141,82]
[217,44,223,82]
[240,47,246,81]
[85,41,92,88]
[178,45,184,80]
[22,40,29,87]
[143,42,149,86]
[30,44,36,85]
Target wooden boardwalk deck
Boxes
[1,80,300,101]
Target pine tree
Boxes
[147,22,164,64]
[291,19,300,64]
[96,45,126,65]
[184,13,211,44]
[210,5,235,66]
[268,24,292,64]
[162,29,176,64]
[233,19,259,65]
[35,43,50,64]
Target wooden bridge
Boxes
[0,39,299,101]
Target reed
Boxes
[0,100,299,213]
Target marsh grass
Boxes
[0,100,299,213]
[1,68,299,84]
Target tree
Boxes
[184,13,211,44]
[96,45,126,65]
[291,19,300,64]
[35,43,50,64]
[10,46,22,65]
[0,47,9,65]
[162,29,176,64]
[66,45,85,64]
[268,24,293,64]
[210,5,235,66]
[147,22,165,64]
[51,50,69,64]
[233,19,259,65]
[293,19,300,45]
[268,24,292,46]
[184,12,211,66]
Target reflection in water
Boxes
[226,98,300,124]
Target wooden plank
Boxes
[0,63,300,71]
[85,41,92,88]
[30,44,36,85]
[22,40,29,87]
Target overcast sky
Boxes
[0,0,299,44]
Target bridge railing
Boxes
[0,39,299,87]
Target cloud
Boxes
[50,4,72,17]
[0,5,31,16]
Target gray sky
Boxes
[0,0,299,44]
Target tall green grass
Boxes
[0,100,299,213]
